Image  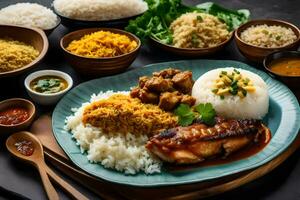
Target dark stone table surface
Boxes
[0,0,299,199]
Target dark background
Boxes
[0,0,300,199]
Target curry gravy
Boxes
[269,57,300,76]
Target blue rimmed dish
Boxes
[52,59,300,187]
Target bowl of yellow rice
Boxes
[60,28,141,77]
[0,25,48,78]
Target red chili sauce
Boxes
[0,107,29,125]
[15,140,34,156]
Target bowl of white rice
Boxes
[192,67,269,120]
[235,19,300,62]
[53,0,148,29]
[0,3,60,35]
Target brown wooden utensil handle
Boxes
[37,164,59,200]
[45,165,89,200]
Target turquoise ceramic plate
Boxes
[52,60,300,187]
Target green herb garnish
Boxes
[174,104,195,126]
[194,103,216,126]
[211,88,218,93]
[174,103,216,126]
[276,35,281,40]
[196,15,203,21]
[191,32,199,47]
[32,77,64,94]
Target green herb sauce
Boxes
[30,75,68,94]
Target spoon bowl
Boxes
[6,131,44,164]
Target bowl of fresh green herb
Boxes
[126,1,250,57]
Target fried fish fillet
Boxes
[146,117,271,164]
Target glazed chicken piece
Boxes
[139,89,159,104]
[145,76,174,93]
[172,71,194,94]
[146,117,271,164]
[153,68,181,78]
[130,87,140,98]
[130,87,159,104]
[158,91,182,111]
[158,92,196,110]
[181,95,196,107]
[138,76,149,88]
[130,68,196,110]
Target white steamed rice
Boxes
[53,0,148,21]
[64,91,161,175]
[0,3,59,30]
[192,68,269,119]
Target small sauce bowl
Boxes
[24,70,73,105]
[0,98,36,135]
[263,50,300,88]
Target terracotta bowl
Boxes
[235,19,300,62]
[0,25,49,78]
[264,50,300,89]
[60,28,141,77]
[150,32,233,57]
[0,98,36,136]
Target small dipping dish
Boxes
[25,70,73,105]
[0,98,36,135]
[264,51,300,88]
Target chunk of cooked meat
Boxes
[130,87,140,98]
[158,91,182,111]
[139,89,159,104]
[153,68,181,78]
[139,76,149,88]
[145,76,174,93]
[130,68,195,111]
[83,94,178,136]
[180,95,196,107]
[172,71,194,94]
[146,117,271,164]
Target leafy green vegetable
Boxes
[194,103,216,126]
[196,2,250,31]
[174,103,216,126]
[174,104,195,126]
[125,0,250,43]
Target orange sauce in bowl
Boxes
[269,57,300,76]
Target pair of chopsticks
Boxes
[44,149,122,200]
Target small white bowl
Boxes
[24,70,73,105]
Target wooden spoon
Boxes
[6,131,88,200]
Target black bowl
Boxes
[53,8,142,29]
[263,50,300,88]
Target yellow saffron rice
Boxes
[0,38,39,72]
[82,94,178,136]
[66,31,138,58]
